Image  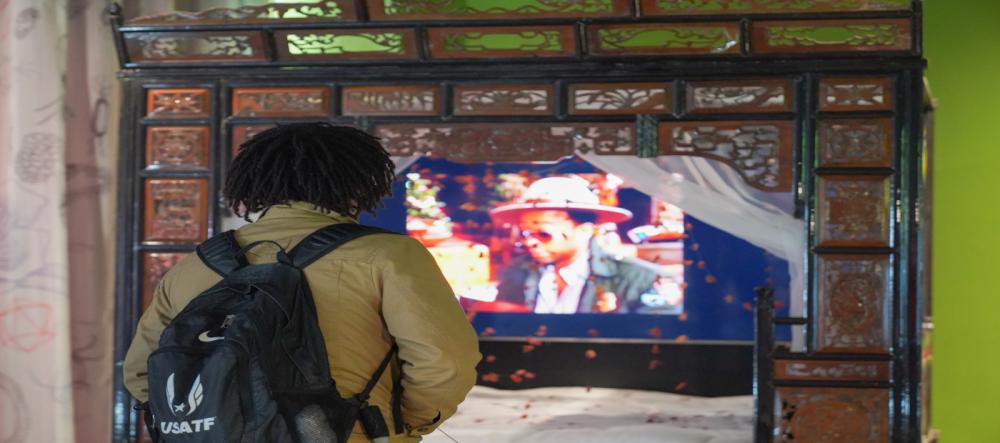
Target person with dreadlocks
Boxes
[123,123,481,442]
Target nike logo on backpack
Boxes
[198,331,224,342]
[197,314,235,342]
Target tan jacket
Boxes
[124,201,481,442]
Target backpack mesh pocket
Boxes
[274,385,360,443]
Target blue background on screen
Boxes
[361,157,792,341]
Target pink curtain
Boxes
[0,1,118,441]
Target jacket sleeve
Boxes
[122,275,176,403]
[375,237,482,436]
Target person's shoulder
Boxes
[330,228,424,263]
[166,252,214,279]
[157,251,222,297]
[370,231,426,256]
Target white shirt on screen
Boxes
[533,250,590,314]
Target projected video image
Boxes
[403,158,686,315]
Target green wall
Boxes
[925,1,1000,441]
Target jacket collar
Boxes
[257,201,358,224]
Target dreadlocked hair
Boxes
[224,122,395,221]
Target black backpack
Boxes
[141,223,398,443]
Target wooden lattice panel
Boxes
[145,126,210,169]
[641,0,910,15]
[128,1,358,23]
[588,22,742,56]
[231,124,275,157]
[146,88,211,118]
[232,86,330,117]
[815,254,892,353]
[374,122,635,160]
[141,252,189,310]
[369,0,632,20]
[454,84,555,116]
[659,120,794,191]
[427,26,577,59]
[342,85,440,116]
[685,79,794,114]
[143,178,209,243]
[776,387,889,442]
[817,175,891,247]
[752,19,912,54]
[819,77,895,112]
[123,31,267,63]
[775,359,890,382]
[274,28,419,61]
[818,118,893,168]
[569,83,671,115]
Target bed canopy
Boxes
[108,1,933,441]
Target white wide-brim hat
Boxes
[490,176,633,225]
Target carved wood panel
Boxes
[369,0,632,20]
[143,178,209,243]
[776,387,889,442]
[642,0,909,15]
[146,88,211,118]
[231,124,275,157]
[659,120,794,191]
[374,123,634,161]
[819,77,894,112]
[142,252,189,310]
[818,118,893,168]
[427,26,577,59]
[129,1,358,24]
[145,126,210,169]
[817,175,891,247]
[342,85,440,116]
[816,254,891,353]
[686,79,794,113]
[752,19,912,54]
[569,82,671,115]
[123,31,267,63]
[775,360,890,382]
[232,86,330,117]
[588,23,741,56]
[454,84,554,115]
[274,28,420,61]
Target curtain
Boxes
[392,155,422,175]
[0,1,118,442]
[579,154,806,321]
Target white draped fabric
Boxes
[0,1,118,442]
[579,154,806,320]
[392,155,423,175]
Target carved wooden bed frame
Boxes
[108,1,933,441]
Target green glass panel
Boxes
[383,0,614,15]
[443,31,564,52]
[286,32,404,55]
[766,24,898,47]
[598,27,738,51]
[653,0,909,12]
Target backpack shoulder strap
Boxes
[357,344,398,402]
[196,230,247,277]
[288,223,396,269]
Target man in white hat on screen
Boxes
[490,176,682,314]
